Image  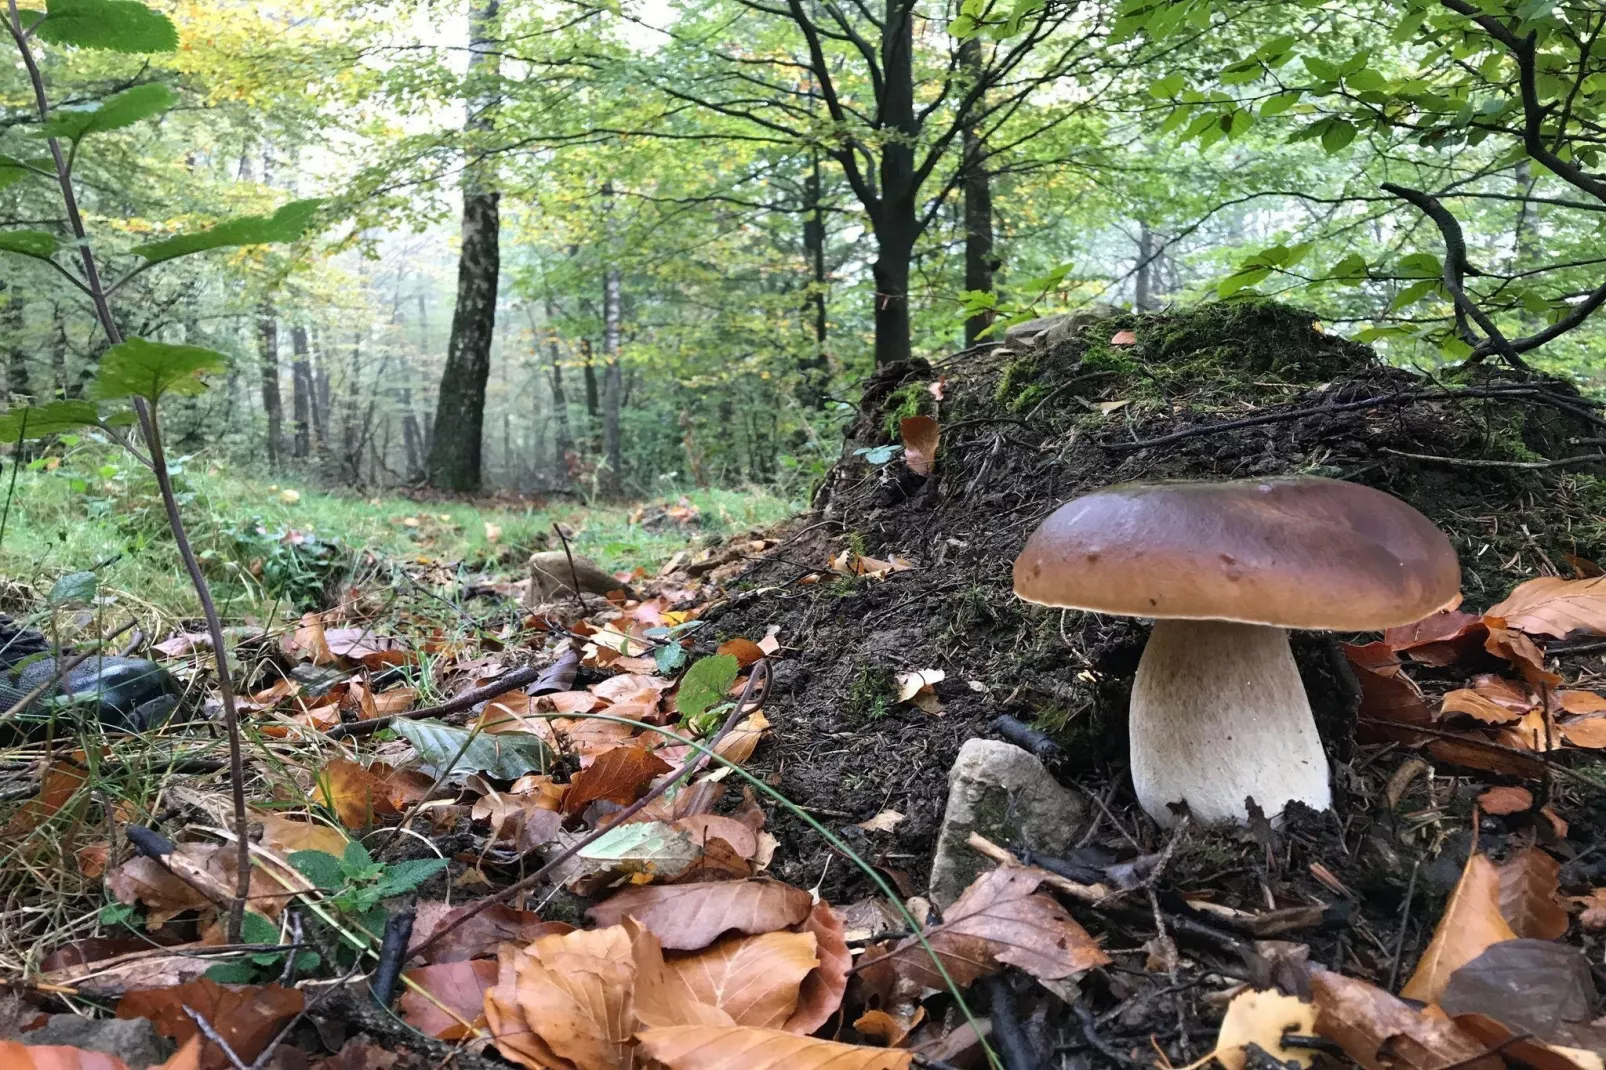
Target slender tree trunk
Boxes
[426,0,501,492]
[600,182,624,496]
[545,296,572,489]
[308,326,329,448]
[49,307,69,398]
[291,325,312,458]
[872,0,918,367]
[960,38,996,347]
[799,145,830,406]
[1134,221,1158,310]
[2,281,29,402]
[255,309,283,467]
[582,338,599,418]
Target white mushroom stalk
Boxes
[1129,619,1330,827]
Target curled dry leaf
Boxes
[1440,689,1522,724]
[1109,329,1137,346]
[255,812,348,857]
[1573,888,1606,931]
[1457,1014,1605,1070]
[6,763,87,835]
[315,758,434,830]
[564,745,670,815]
[856,810,906,834]
[1310,967,1500,1070]
[1204,989,1317,1070]
[1560,715,1606,748]
[1400,853,1517,1005]
[586,878,814,951]
[659,931,818,1028]
[715,638,765,667]
[854,1007,923,1047]
[1497,846,1568,941]
[289,612,334,665]
[409,899,572,964]
[399,959,497,1040]
[1342,643,1431,728]
[638,1025,912,1070]
[1383,609,1486,665]
[674,815,759,859]
[1440,939,1603,1052]
[1487,576,1606,638]
[1555,690,1606,715]
[869,865,1108,991]
[1476,786,1533,815]
[785,902,850,1035]
[105,852,217,927]
[116,978,304,1069]
[899,416,939,476]
[1484,619,1561,688]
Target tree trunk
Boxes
[600,182,624,496]
[582,338,599,418]
[291,325,312,458]
[256,307,283,467]
[545,296,572,489]
[960,37,996,347]
[872,0,918,367]
[1134,221,1158,310]
[308,327,329,448]
[798,145,830,406]
[2,281,29,402]
[49,307,69,398]
[425,0,502,492]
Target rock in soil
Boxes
[929,738,1085,906]
[24,1014,172,1069]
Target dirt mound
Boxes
[703,302,1606,1013]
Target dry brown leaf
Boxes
[715,638,765,667]
[1440,689,1522,724]
[659,931,818,1028]
[1488,576,1606,638]
[900,416,939,476]
[873,866,1108,991]
[1456,1013,1604,1070]
[116,978,304,1070]
[854,1007,923,1047]
[289,612,335,665]
[638,1025,913,1070]
[1498,846,1568,940]
[398,959,496,1039]
[1556,690,1606,715]
[0,1043,135,1070]
[409,900,571,964]
[315,758,434,830]
[1383,610,1487,666]
[1561,715,1606,748]
[255,812,347,856]
[74,841,110,878]
[674,815,759,859]
[1109,329,1137,346]
[1310,967,1500,1070]
[1477,786,1533,815]
[1204,989,1317,1070]
[1484,619,1562,687]
[564,746,670,815]
[1400,853,1517,1005]
[586,878,813,951]
[785,902,850,1035]
[591,673,671,706]
[713,711,769,765]
[487,924,638,1070]
[104,855,215,928]
[1572,888,1606,930]
[5,762,87,835]
[856,810,906,834]
[1343,643,1432,727]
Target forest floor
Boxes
[4,301,1606,1070]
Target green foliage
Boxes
[32,0,179,53]
[0,231,59,259]
[290,841,446,916]
[89,338,227,402]
[225,519,349,611]
[677,653,738,732]
[0,401,100,442]
[132,199,324,265]
[47,570,97,607]
[391,719,552,781]
[38,83,177,140]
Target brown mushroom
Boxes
[1014,476,1458,826]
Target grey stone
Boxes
[25,1015,172,1069]
[928,738,1085,907]
[1003,313,1072,345]
[1034,304,1122,352]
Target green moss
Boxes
[993,354,1042,408]
[880,382,933,439]
[1009,383,1049,413]
[845,662,893,723]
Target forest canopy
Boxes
[2,0,1602,496]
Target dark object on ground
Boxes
[1,655,181,734]
[991,714,1060,759]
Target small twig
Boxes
[1380,448,1606,470]
[410,659,772,961]
[991,714,1060,759]
[1548,638,1606,656]
[1386,859,1420,993]
[552,522,587,613]
[967,832,1111,903]
[326,650,574,740]
[1384,721,1606,790]
[183,1005,251,1070]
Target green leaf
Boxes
[0,400,99,442]
[0,156,49,191]
[1438,334,1475,360]
[654,642,689,674]
[1259,91,1302,116]
[132,199,323,264]
[1328,253,1369,281]
[204,961,258,984]
[1320,118,1358,153]
[1220,60,1263,86]
[48,571,97,608]
[343,840,376,872]
[1397,252,1444,278]
[1217,266,1272,297]
[39,83,177,140]
[240,910,280,945]
[677,654,738,725]
[288,849,345,890]
[1345,68,1387,91]
[0,231,60,260]
[1148,72,1185,98]
[374,857,448,896]
[34,0,178,51]
[89,338,226,401]
[1303,55,1340,82]
[392,718,551,781]
[1389,277,1441,311]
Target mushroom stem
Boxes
[1129,618,1331,827]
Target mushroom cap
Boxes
[1013,476,1459,631]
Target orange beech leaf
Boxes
[1487,576,1606,638]
[288,612,334,665]
[900,416,939,476]
[104,852,217,927]
[5,762,87,835]
[564,746,670,815]
[714,711,770,765]
[1561,715,1606,748]
[314,758,433,829]
[716,638,765,667]
[586,878,813,951]
[155,1037,202,1070]
[1342,643,1432,728]
[255,812,347,857]
[1556,690,1606,714]
[1497,846,1568,940]
[591,673,671,705]
[1484,619,1562,687]
[674,815,759,859]
[660,931,818,1028]
[638,1025,912,1070]
[785,902,851,1035]
[1309,967,1500,1070]
[854,1007,924,1047]
[1383,609,1485,665]
[1439,689,1521,724]
[399,959,497,1039]
[116,978,303,1069]
[541,690,605,714]
[1476,786,1533,815]
[485,925,639,1070]
[1400,853,1517,1005]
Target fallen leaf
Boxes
[712,710,769,765]
[5,762,87,835]
[399,959,496,1039]
[785,902,850,1035]
[1574,888,1606,930]
[485,924,641,1070]
[1310,967,1500,1070]
[674,815,759,859]
[900,416,939,476]
[1484,619,1562,687]
[255,812,348,857]
[871,866,1108,991]
[660,931,818,1028]
[1441,939,1606,1050]
[856,810,906,834]
[638,1025,912,1070]
[564,746,670,815]
[117,978,304,1069]
[586,878,813,951]
[1477,786,1533,815]
[0,1043,134,1070]
[1109,329,1137,345]
[854,1007,923,1047]
[74,841,110,879]
[315,759,434,829]
[409,900,572,964]
[1343,643,1432,727]
[565,821,701,887]
[1555,690,1606,715]
[1497,846,1568,940]
[1205,989,1317,1070]
[1440,689,1522,724]
[893,670,943,704]
[1401,853,1517,1005]
[1487,576,1606,638]
[105,855,215,927]
[1456,1014,1605,1070]
[288,613,334,665]
[716,638,765,667]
